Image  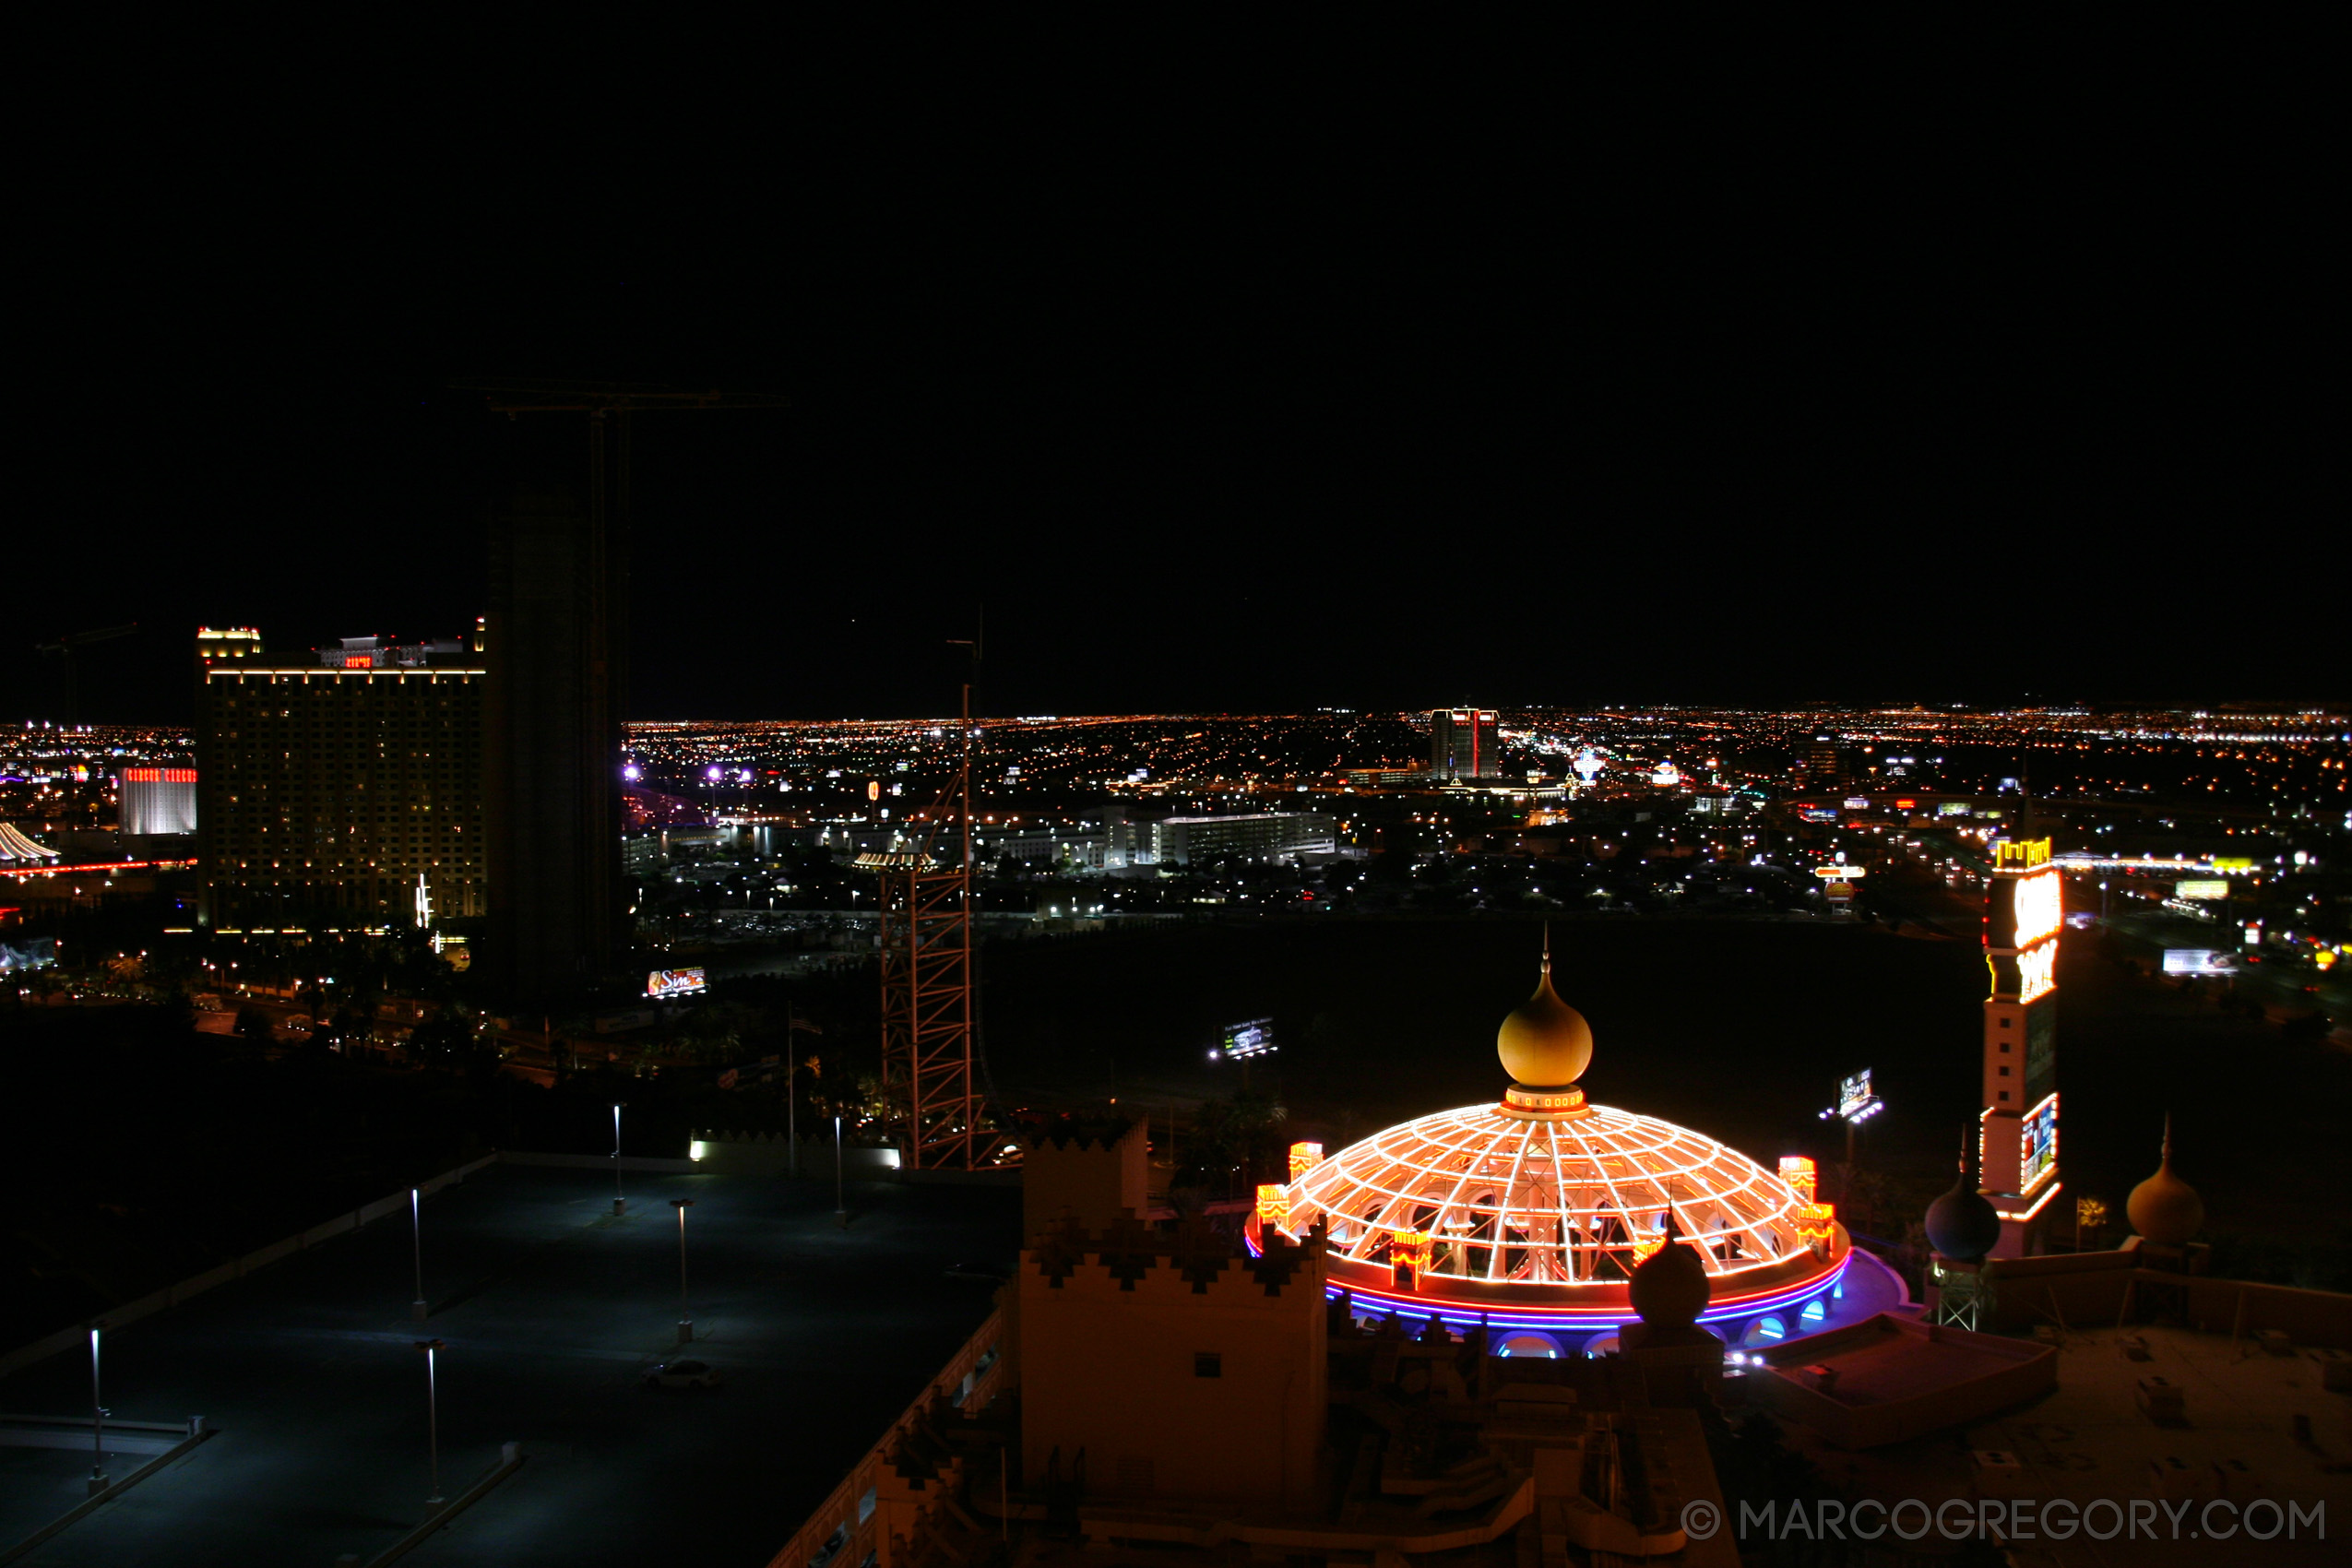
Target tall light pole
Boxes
[671,1198,695,1345]
[410,1187,428,1321]
[834,1113,847,1220]
[87,1320,109,1496]
[413,1338,446,1507]
[612,1103,627,1216]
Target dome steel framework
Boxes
[1284,1101,1815,1288]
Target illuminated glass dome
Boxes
[1264,950,1847,1336]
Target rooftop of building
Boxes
[200,632,481,672]
[1772,1319,2352,1568]
[834,1287,1743,1568]
[1764,1313,2049,1406]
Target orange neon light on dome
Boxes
[1777,1156,1817,1205]
[1254,1184,1289,1227]
[1289,1141,1324,1179]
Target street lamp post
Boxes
[87,1320,108,1496]
[413,1338,446,1507]
[835,1114,847,1220]
[410,1186,428,1321]
[671,1198,695,1345]
[612,1103,627,1216]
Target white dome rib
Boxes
[1286,1102,1811,1288]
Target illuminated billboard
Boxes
[647,967,708,999]
[2025,1004,2056,1099]
[1939,802,1971,816]
[2016,938,2058,1003]
[2019,1095,2059,1193]
[1988,865,2062,951]
[1837,1070,1880,1122]
[1992,837,2051,872]
[2161,949,2239,977]
[2174,880,2228,901]
[1218,1018,1277,1059]
[0,937,57,974]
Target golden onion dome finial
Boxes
[1497,929,1594,1090]
[2127,1111,2204,1248]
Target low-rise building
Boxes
[119,766,198,837]
[1151,812,1334,866]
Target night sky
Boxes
[18,57,2336,725]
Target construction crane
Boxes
[34,624,137,728]
[855,636,1018,1173]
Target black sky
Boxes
[17,41,2340,725]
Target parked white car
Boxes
[643,1360,721,1390]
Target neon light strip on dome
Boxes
[1328,1253,1853,1334]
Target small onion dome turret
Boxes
[1498,948,1593,1088]
[1627,1210,1711,1330]
[2127,1115,2204,1247]
[1924,1129,2002,1263]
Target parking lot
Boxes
[0,1163,1020,1566]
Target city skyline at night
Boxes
[7,39,2346,1568]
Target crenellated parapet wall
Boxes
[1021,1115,1150,1237]
[766,1307,1008,1568]
[1014,1218,1326,1508]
